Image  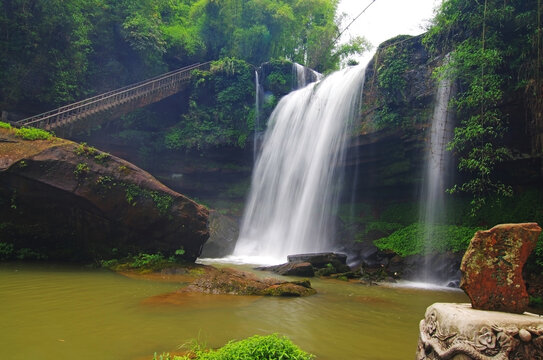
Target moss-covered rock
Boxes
[0,127,209,262]
[181,267,316,297]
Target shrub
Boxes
[0,121,12,129]
[14,127,52,140]
[161,334,313,360]
[0,242,14,260]
[74,162,90,179]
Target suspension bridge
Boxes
[14,62,211,136]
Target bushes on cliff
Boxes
[164,58,255,150]
[423,0,542,214]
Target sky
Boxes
[337,0,442,65]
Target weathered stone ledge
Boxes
[417,303,543,359]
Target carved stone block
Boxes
[417,303,543,359]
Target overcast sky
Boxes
[337,0,442,65]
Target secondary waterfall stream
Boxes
[419,67,455,282]
[233,66,365,264]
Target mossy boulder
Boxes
[181,267,316,297]
[0,127,209,262]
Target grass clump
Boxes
[0,121,12,129]
[14,126,52,140]
[155,334,313,360]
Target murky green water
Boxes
[0,262,468,360]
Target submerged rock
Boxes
[460,223,542,313]
[0,128,209,261]
[287,252,348,267]
[256,262,315,277]
[181,267,316,297]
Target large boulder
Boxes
[0,128,209,261]
[460,223,542,313]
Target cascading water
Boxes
[293,62,323,89]
[233,66,366,264]
[419,68,456,282]
[253,70,261,161]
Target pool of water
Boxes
[0,262,468,360]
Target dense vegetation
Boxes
[0,0,366,115]
[423,0,542,212]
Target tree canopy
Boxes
[0,0,366,113]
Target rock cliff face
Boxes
[0,128,209,262]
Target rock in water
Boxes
[181,267,316,297]
[256,262,315,277]
[0,129,209,261]
[460,223,542,313]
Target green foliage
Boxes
[15,248,48,260]
[129,253,166,269]
[14,127,52,141]
[101,248,188,271]
[74,162,90,179]
[0,242,14,260]
[423,0,542,215]
[374,223,481,256]
[94,152,111,163]
[1,0,351,114]
[166,58,254,150]
[0,121,12,129]
[123,183,173,214]
[166,334,313,360]
[371,36,417,130]
[380,202,420,225]
[377,45,409,100]
[0,242,47,261]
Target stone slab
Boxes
[417,303,543,359]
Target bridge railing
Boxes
[16,61,211,129]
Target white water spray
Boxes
[233,66,366,264]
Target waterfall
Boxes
[254,70,261,161]
[233,66,366,264]
[419,68,456,282]
[292,63,323,89]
